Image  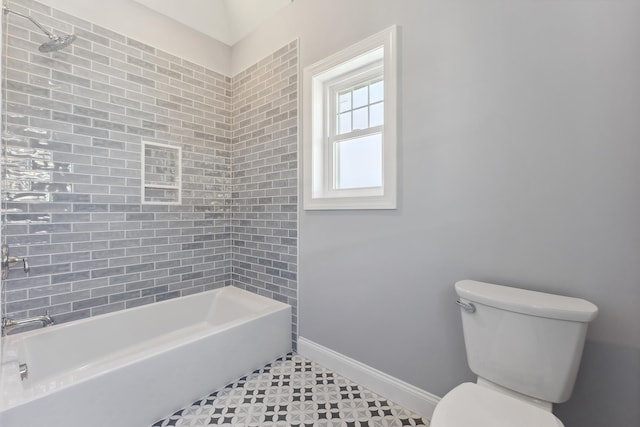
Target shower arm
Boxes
[3,6,57,39]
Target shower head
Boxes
[38,33,77,53]
[3,5,76,52]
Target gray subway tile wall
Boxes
[1,0,298,343]
[231,41,299,345]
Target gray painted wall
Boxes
[235,1,640,426]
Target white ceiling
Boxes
[132,0,292,46]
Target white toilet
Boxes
[431,280,598,427]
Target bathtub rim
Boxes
[4,285,287,341]
[0,285,291,412]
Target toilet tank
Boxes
[455,280,598,403]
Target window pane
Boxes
[338,112,352,134]
[370,102,384,127]
[370,80,384,103]
[353,85,368,108]
[352,107,368,130]
[335,133,382,189]
[338,91,351,113]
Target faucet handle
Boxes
[1,244,30,278]
[1,244,7,280]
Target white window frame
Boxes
[303,26,398,210]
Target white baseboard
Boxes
[297,337,440,420]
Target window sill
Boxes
[303,194,396,210]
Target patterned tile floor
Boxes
[152,353,430,427]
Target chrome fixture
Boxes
[1,243,29,279]
[456,300,476,314]
[1,311,54,335]
[2,5,77,52]
[19,362,28,380]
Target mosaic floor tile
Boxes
[152,353,430,427]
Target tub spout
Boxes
[2,311,54,335]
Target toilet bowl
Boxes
[430,280,598,427]
[431,383,563,427]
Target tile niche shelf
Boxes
[142,141,182,205]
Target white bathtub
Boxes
[0,285,291,427]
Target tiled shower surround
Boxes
[1,0,298,342]
[231,44,298,342]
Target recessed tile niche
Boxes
[142,142,182,205]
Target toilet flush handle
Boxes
[456,300,476,314]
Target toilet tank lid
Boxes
[455,280,598,322]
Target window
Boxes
[142,141,181,204]
[332,71,384,190]
[303,26,397,210]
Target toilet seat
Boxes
[430,383,564,427]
